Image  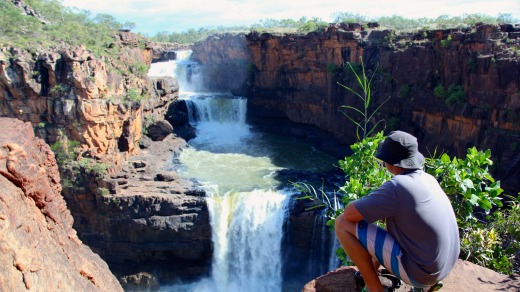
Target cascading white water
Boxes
[152,51,291,292]
[150,51,337,292]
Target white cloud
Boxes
[62,0,520,35]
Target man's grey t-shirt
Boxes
[354,169,460,284]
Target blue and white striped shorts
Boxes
[356,220,425,287]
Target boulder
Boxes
[302,260,520,291]
[147,120,173,141]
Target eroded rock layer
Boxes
[192,23,520,194]
[0,117,123,291]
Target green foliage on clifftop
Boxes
[0,0,134,55]
[150,13,519,44]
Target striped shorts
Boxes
[356,220,426,288]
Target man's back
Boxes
[355,169,460,284]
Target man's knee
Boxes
[335,213,357,236]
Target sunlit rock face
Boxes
[0,31,178,167]
[0,28,210,286]
[194,23,520,193]
[0,117,123,291]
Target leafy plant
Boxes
[131,62,149,76]
[126,88,144,102]
[422,147,519,273]
[434,84,446,99]
[98,187,110,196]
[425,147,503,222]
[338,132,391,203]
[50,140,80,165]
[338,59,390,140]
[78,158,108,178]
[434,84,465,104]
[441,35,453,47]
[50,84,67,96]
[327,63,338,74]
[446,84,465,104]
[399,84,411,98]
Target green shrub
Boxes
[434,84,465,105]
[131,62,149,76]
[425,148,503,225]
[50,140,80,165]
[327,63,338,74]
[446,84,465,104]
[1,0,124,58]
[78,158,108,178]
[434,84,446,99]
[50,84,67,96]
[126,88,144,102]
[399,84,411,98]
[441,35,453,47]
[98,187,110,196]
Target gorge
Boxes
[1,4,520,290]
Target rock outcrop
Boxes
[150,42,191,63]
[0,117,123,291]
[192,23,520,194]
[302,260,520,291]
[245,24,520,193]
[191,33,252,94]
[61,134,212,287]
[0,31,177,166]
[0,26,211,287]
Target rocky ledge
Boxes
[60,131,213,289]
[0,117,122,291]
[303,260,520,291]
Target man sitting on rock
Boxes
[335,131,460,292]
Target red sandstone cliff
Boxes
[0,117,123,291]
[192,23,520,194]
[1,28,212,287]
[0,31,177,166]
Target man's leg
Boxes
[335,214,384,292]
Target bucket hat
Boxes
[375,131,424,169]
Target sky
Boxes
[61,0,520,36]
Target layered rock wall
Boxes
[0,117,122,291]
[191,24,520,193]
[0,32,177,166]
[191,33,252,94]
[1,29,212,287]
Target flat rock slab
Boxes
[302,260,520,291]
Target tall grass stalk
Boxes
[338,59,390,140]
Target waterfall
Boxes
[209,189,289,292]
[151,51,337,292]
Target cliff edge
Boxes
[0,117,122,291]
[303,260,520,291]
